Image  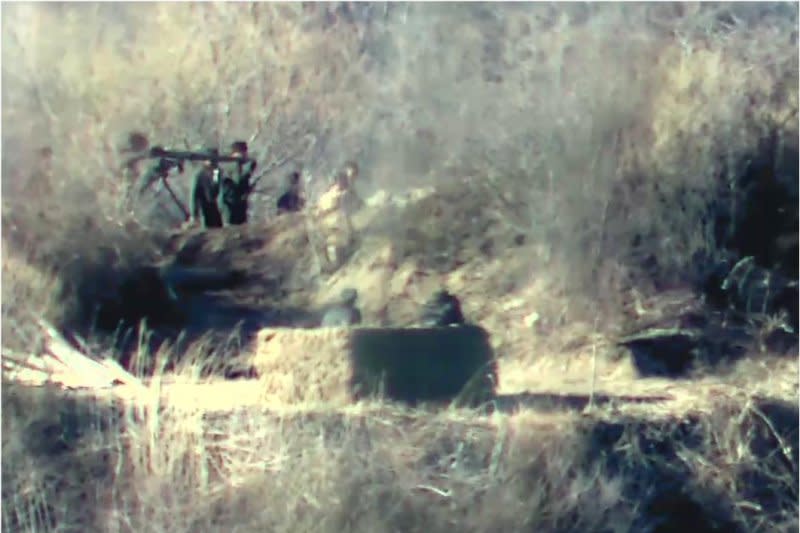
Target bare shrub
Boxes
[1,4,797,532]
[3,380,796,533]
[4,3,795,330]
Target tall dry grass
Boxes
[3,380,797,533]
[2,3,796,330]
[1,3,798,532]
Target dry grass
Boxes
[3,3,796,330]
[2,3,798,533]
[3,372,797,533]
[253,327,355,406]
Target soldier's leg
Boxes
[343,213,358,252]
[209,205,223,228]
[224,198,248,225]
[190,175,203,225]
[218,198,233,227]
[202,199,224,228]
[230,200,248,225]
[326,243,339,266]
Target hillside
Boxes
[2,3,798,533]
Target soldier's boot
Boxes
[218,202,231,227]
[202,202,224,229]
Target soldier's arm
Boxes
[236,160,257,189]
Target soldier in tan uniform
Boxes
[314,161,364,269]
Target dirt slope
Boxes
[158,181,577,360]
[94,178,797,417]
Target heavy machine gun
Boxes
[136,145,256,200]
[120,132,261,221]
[121,133,256,220]
[147,146,255,166]
[132,146,255,191]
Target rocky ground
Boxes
[93,177,797,409]
[4,173,798,533]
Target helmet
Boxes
[340,288,359,305]
[203,147,220,166]
[336,161,359,187]
[125,131,149,153]
[230,140,249,155]
[342,161,359,180]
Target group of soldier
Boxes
[195,142,256,228]
[320,287,467,328]
[129,133,365,269]
[136,139,259,229]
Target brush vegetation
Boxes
[2,3,798,532]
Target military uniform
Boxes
[314,161,363,268]
[276,171,306,214]
[320,288,362,327]
[218,141,257,226]
[190,149,223,229]
[419,289,466,327]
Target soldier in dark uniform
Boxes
[190,148,223,229]
[419,289,466,327]
[276,170,306,215]
[218,140,257,225]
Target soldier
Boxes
[320,288,362,327]
[419,289,466,327]
[336,161,364,214]
[218,140,257,226]
[276,170,306,214]
[314,160,364,268]
[189,148,224,229]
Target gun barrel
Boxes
[149,147,252,164]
